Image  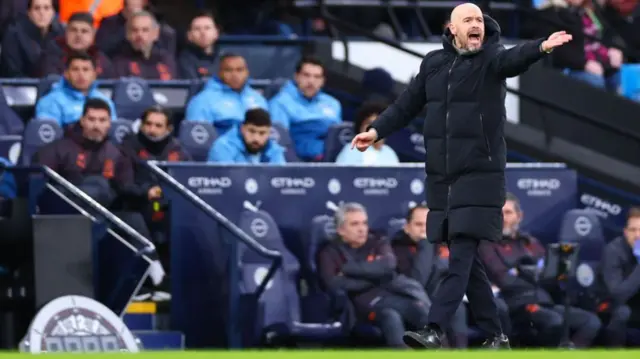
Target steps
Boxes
[123,301,184,350]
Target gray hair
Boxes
[505,192,521,213]
[128,10,159,28]
[334,202,367,228]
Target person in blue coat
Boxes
[207,108,285,164]
[35,52,117,128]
[269,57,342,161]
[185,53,268,134]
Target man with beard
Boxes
[350,2,572,349]
[207,108,285,164]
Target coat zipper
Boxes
[445,56,457,217]
[480,114,492,161]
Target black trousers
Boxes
[512,304,601,347]
[427,237,502,337]
[373,295,430,347]
[601,305,640,347]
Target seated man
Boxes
[35,52,117,127]
[111,10,176,80]
[120,105,190,236]
[479,193,602,348]
[177,11,218,79]
[185,53,268,133]
[317,202,431,348]
[32,98,165,291]
[599,207,640,347]
[35,12,114,78]
[335,101,399,166]
[207,108,285,164]
[391,204,468,348]
[269,57,342,161]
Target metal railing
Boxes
[145,161,282,348]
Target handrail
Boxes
[41,166,156,253]
[318,10,640,142]
[145,162,281,261]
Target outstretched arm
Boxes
[490,31,573,78]
[368,53,433,140]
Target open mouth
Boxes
[468,33,481,41]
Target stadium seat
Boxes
[215,44,301,79]
[386,218,405,239]
[0,135,22,164]
[112,78,157,120]
[0,87,25,136]
[109,119,134,144]
[270,123,299,162]
[237,209,342,345]
[323,122,354,162]
[36,74,62,101]
[620,64,640,102]
[21,119,63,165]
[178,121,217,162]
[558,209,605,261]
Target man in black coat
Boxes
[350,2,572,350]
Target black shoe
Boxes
[403,327,443,349]
[481,334,511,349]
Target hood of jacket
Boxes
[51,78,101,101]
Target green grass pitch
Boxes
[1,350,639,358]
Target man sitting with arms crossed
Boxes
[207,108,285,164]
[479,193,601,347]
[317,203,431,348]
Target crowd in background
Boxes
[0,0,639,349]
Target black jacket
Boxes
[316,236,429,319]
[120,132,191,197]
[599,236,640,306]
[0,13,63,77]
[370,15,547,243]
[391,231,437,293]
[177,42,217,79]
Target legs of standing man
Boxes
[404,236,508,349]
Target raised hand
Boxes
[350,128,378,152]
[541,31,573,52]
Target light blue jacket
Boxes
[335,143,400,166]
[207,126,286,164]
[35,79,117,127]
[269,81,342,160]
[185,77,269,134]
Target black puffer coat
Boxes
[371,15,547,243]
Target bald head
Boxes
[448,3,485,52]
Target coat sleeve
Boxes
[177,53,198,80]
[368,53,432,140]
[601,244,640,304]
[410,240,435,288]
[489,39,548,78]
[317,245,375,293]
[478,241,535,292]
[341,240,397,280]
[0,28,27,77]
[113,154,146,198]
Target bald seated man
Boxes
[350,3,572,350]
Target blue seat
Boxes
[237,209,342,345]
[112,78,156,120]
[178,121,217,162]
[323,122,354,162]
[270,123,299,162]
[0,135,22,164]
[21,119,63,165]
[558,209,606,261]
[109,119,134,144]
[216,44,301,80]
[0,87,24,136]
[36,74,62,101]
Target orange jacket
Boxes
[58,0,124,28]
